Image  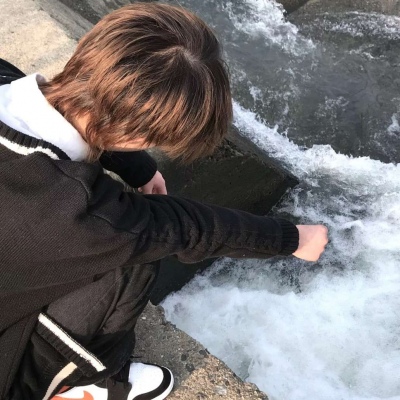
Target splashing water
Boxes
[319,12,400,40]
[163,103,400,400]
[162,1,400,399]
[388,115,400,136]
[225,0,314,55]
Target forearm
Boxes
[123,193,299,264]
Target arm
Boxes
[87,171,299,265]
[6,162,326,292]
[25,165,299,289]
[85,171,326,264]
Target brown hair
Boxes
[39,3,232,162]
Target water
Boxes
[161,1,400,399]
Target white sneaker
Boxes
[52,362,174,400]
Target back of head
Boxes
[41,3,232,162]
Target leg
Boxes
[9,263,159,400]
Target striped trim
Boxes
[0,134,60,160]
[38,313,106,373]
[42,362,77,400]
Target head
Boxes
[39,3,232,162]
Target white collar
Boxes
[0,74,89,161]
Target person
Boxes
[0,3,328,400]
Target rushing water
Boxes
[161,1,400,399]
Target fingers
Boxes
[293,224,329,262]
[138,184,167,195]
[155,184,168,195]
[138,184,152,194]
[154,172,167,194]
[138,171,167,195]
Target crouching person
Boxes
[0,3,328,400]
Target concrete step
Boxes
[135,303,268,400]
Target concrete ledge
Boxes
[0,0,77,77]
[134,303,268,400]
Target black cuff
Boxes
[276,219,299,256]
[100,151,158,188]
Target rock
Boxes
[291,0,400,16]
[277,0,311,13]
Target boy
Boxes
[0,3,328,400]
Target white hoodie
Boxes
[0,73,89,161]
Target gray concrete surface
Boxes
[134,303,268,399]
[0,0,77,77]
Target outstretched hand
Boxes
[293,225,328,262]
[138,171,167,195]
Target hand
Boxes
[292,225,328,262]
[138,171,167,195]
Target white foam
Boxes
[319,12,400,40]
[224,0,314,55]
[388,114,400,136]
[163,104,400,400]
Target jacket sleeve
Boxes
[82,168,299,266]
[99,150,157,188]
[3,162,299,291]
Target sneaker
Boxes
[52,362,174,400]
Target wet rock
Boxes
[52,0,311,24]
[291,0,400,16]
[277,0,311,13]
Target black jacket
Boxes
[0,59,299,398]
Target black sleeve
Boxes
[0,59,25,85]
[82,170,300,266]
[99,151,157,188]
[3,162,299,291]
